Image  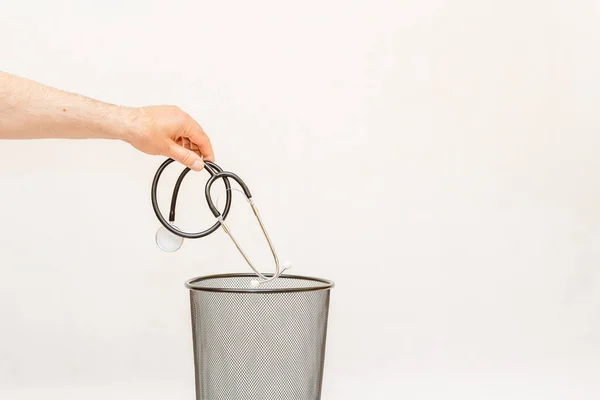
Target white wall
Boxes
[1,1,600,399]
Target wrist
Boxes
[110,106,145,144]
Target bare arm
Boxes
[0,71,213,170]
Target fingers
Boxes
[168,142,205,171]
[176,137,201,156]
[184,123,215,162]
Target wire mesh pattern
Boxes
[188,275,333,400]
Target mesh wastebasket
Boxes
[186,273,334,400]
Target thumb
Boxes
[167,142,205,171]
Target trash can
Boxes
[186,273,334,400]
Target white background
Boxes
[1,0,600,399]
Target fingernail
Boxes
[192,160,204,171]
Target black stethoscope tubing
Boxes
[151,158,235,239]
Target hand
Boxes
[126,105,214,171]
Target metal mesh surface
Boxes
[188,274,333,400]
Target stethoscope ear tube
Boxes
[151,158,233,239]
[204,171,287,284]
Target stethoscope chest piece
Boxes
[155,224,184,252]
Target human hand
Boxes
[125,105,214,171]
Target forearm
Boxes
[0,71,136,141]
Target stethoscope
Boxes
[151,158,291,286]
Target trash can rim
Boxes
[185,273,334,293]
